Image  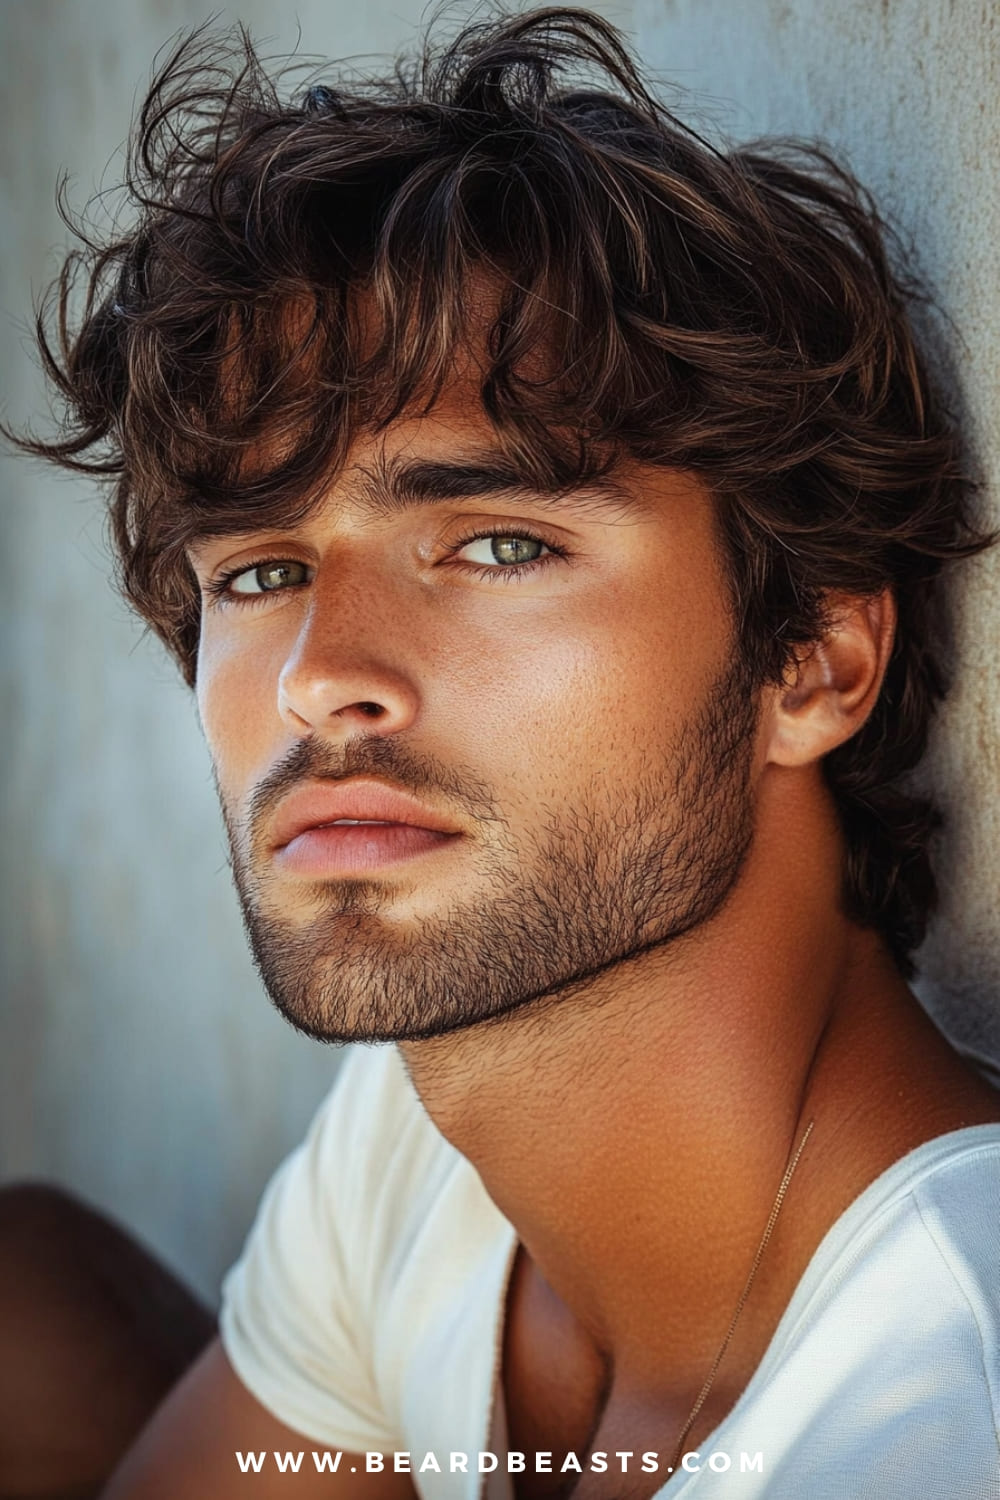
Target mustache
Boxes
[237,733,504,850]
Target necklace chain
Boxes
[667,1118,815,1471]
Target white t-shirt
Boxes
[220,1044,1000,1499]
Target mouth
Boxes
[269,777,463,878]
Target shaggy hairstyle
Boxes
[14,7,991,969]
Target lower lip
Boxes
[275,823,459,877]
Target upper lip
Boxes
[270,777,463,850]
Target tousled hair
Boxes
[11,6,992,970]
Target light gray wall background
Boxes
[1,0,997,1304]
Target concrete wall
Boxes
[1,0,997,1303]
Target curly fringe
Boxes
[9,6,993,971]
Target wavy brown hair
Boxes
[12,7,991,970]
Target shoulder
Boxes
[303,1040,430,1156]
[224,1042,480,1316]
[715,1129,1000,1498]
[802,1127,1000,1414]
[302,1042,457,1215]
[789,1125,1000,1346]
[218,1045,512,1449]
[908,1131,1000,1381]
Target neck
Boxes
[399,767,993,1398]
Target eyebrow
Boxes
[186,450,646,562]
[355,452,643,519]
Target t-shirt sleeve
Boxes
[218,1045,404,1450]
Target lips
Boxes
[271,778,462,849]
[268,777,463,877]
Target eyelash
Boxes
[205,527,568,604]
[203,558,309,605]
[445,526,569,583]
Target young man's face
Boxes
[189,383,762,1043]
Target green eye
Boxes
[493,536,544,565]
[230,560,310,594]
[461,535,547,566]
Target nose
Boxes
[277,574,421,740]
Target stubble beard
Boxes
[223,659,759,1044]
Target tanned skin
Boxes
[6,363,996,1500]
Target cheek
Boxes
[424,586,717,805]
[195,626,287,797]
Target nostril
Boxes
[357,701,384,718]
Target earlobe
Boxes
[765,589,896,768]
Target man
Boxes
[3,7,999,1498]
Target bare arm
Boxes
[102,1339,417,1500]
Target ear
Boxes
[764,589,896,768]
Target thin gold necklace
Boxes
[666,1119,815,1472]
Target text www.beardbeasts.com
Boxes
[234,1450,764,1477]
